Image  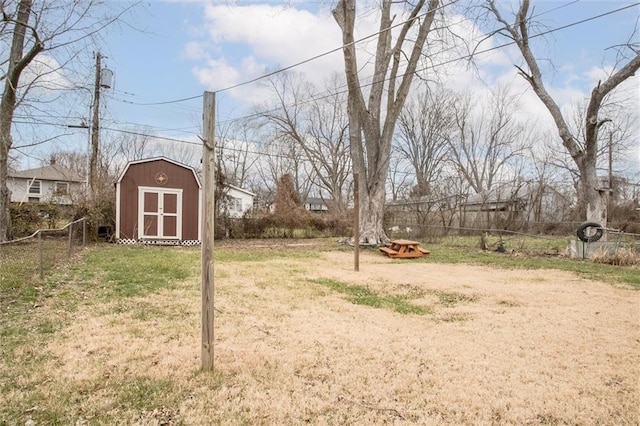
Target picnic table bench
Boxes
[379,239,430,259]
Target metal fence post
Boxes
[68,223,73,259]
[38,231,44,280]
[83,218,87,247]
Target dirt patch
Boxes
[46,250,639,424]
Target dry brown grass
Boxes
[591,246,640,266]
[5,248,640,425]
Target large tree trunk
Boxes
[578,158,607,226]
[359,182,387,244]
[0,0,42,242]
[334,0,440,245]
[487,0,640,228]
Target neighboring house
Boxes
[304,197,329,213]
[8,160,84,205]
[224,185,256,218]
[386,193,463,227]
[115,157,202,244]
[460,183,529,229]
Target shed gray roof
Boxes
[9,164,84,183]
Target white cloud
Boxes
[21,55,71,94]
[182,41,209,61]
[194,4,343,92]
[192,57,242,90]
[183,2,638,177]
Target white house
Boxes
[8,161,85,205]
[304,197,329,213]
[225,185,256,218]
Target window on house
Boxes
[233,198,242,211]
[55,182,69,195]
[28,180,41,195]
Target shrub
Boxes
[9,204,44,237]
[591,246,639,266]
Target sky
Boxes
[15,0,640,178]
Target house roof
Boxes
[305,197,327,205]
[116,156,202,188]
[465,182,530,206]
[227,184,256,197]
[9,164,84,183]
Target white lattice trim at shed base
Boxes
[116,239,201,246]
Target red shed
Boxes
[115,157,201,244]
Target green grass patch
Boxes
[117,376,181,411]
[311,278,431,315]
[424,243,640,289]
[79,246,198,298]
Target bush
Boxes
[212,213,351,240]
[9,204,44,237]
[591,246,640,266]
[73,195,116,242]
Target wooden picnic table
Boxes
[379,239,430,259]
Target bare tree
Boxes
[216,117,259,189]
[0,0,136,241]
[259,71,351,213]
[305,74,351,213]
[254,133,312,207]
[333,0,442,244]
[396,85,456,198]
[386,150,411,202]
[49,150,87,178]
[486,0,640,226]
[113,126,154,163]
[448,86,528,194]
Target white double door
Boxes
[138,187,182,239]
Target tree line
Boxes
[1,0,638,242]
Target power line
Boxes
[108,0,585,110]
[109,0,459,107]
[216,0,460,94]
[47,1,632,143]
[100,126,306,160]
[12,1,637,163]
[100,0,593,125]
[117,93,203,106]
[213,1,640,129]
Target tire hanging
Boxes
[576,222,603,242]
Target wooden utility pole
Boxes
[201,91,216,371]
[89,53,102,199]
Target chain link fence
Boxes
[0,217,87,282]
[384,223,640,257]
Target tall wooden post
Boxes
[201,91,216,370]
[89,53,102,200]
[353,173,359,271]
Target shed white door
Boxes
[138,187,183,240]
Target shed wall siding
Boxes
[118,159,200,240]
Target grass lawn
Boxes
[0,239,638,424]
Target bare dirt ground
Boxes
[46,249,639,425]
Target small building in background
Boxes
[304,196,329,213]
[8,160,84,205]
[115,157,201,244]
[224,185,256,218]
